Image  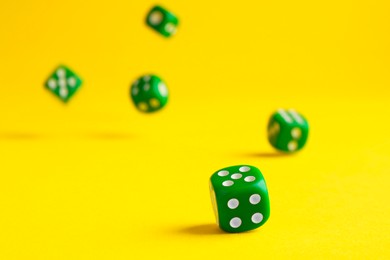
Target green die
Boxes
[210,165,270,233]
[268,109,309,152]
[146,5,179,38]
[45,65,82,102]
[130,75,169,113]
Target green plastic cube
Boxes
[130,75,169,113]
[146,5,179,38]
[45,65,82,103]
[210,165,270,233]
[268,109,309,152]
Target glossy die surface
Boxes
[268,109,309,152]
[130,75,169,113]
[146,5,179,37]
[45,65,82,102]
[210,165,270,233]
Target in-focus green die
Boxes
[130,75,169,113]
[45,65,82,102]
[210,165,270,233]
[268,109,309,152]
[146,5,179,37]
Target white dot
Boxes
[227,199,239,209]
[138,102,148,111]
[251,213,263,224]
[244,176,256,182]
[165,23,177,34]
[239,166,250,172]
[288,140,298,151]
[231,173,242,180]
[143,76,151,82]
[249,194,261,205]
[217,170,229,177]
[68,77,76,87]
[56,68,66,78]
[48,79,57,89]
[229,217,242,228]
[143,84,150,91]
[149,11,163,25]
[58,78,67,88]
[132,87,139,95]
[291,127,302,139]
[158,82,168,97]
[59,87,68,98]
[149,98,160,108]
[222,180,234,187]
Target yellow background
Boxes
[0,0,389,259]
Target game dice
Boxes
[146,5,179,37]
[268,109,309,152]
[210,165,270,233]
[45,65,82,102]
[130,75,169,113]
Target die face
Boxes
[130,75,169,113]
[268,109,309,152]
[146,5,179,37]
[210,165,270,233]
[45,65,82,102]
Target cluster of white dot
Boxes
[217,166,256,187]
[227,194,263,228]
[216,166,264,229]
[227,194,261,210]
[132,76,168,111]
[148,10,177,35]
[273,109,304,151]
[229,213,264,228]
[47,68,77,99]
[288,127,302,151]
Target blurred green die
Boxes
[268,109,309,152]
[45,65,82,102]
[146,5,179,37]
[210,165,270,233]
[130,75,169,113]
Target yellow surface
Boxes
[0,0,389,259]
